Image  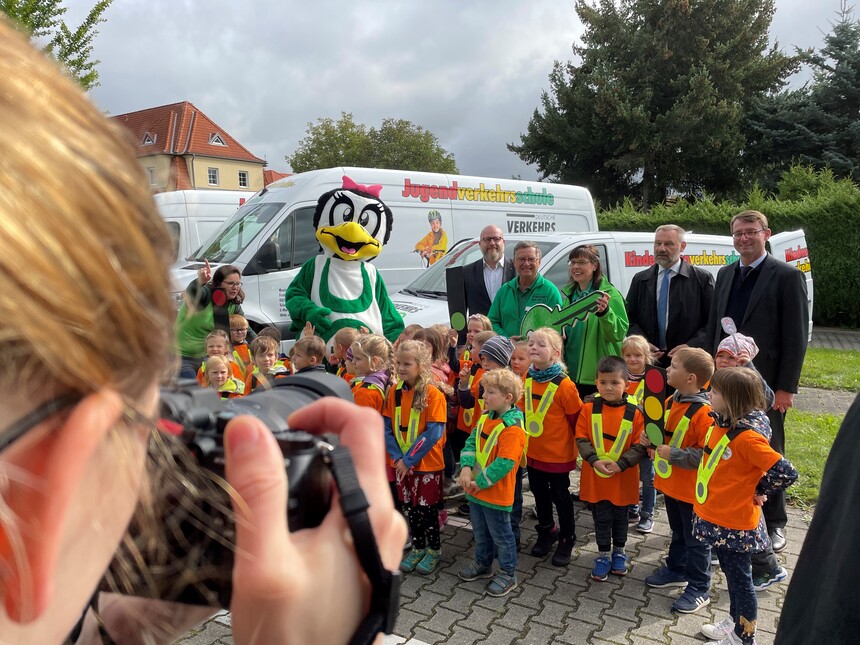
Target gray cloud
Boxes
[68,0,836,180]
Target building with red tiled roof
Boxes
[264,169,292,185]
[111,101,266,193]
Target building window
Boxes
[238,170,249,188]
[208,167,219,186]
[147,167,156,185]
[142,131,157,145]
[209,133,227,146]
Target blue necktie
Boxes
[657,268,671,348]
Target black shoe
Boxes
[457,503,470,516]
[770,527,786,553]
[551,536,575,566]
[531,525,558,558]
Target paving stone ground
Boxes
[175,330,856,644]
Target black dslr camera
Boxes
[104,372,354,608]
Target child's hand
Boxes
[594,460,615,476]
[302,321,315,337]
[605,461,622,474]
[655,444,671,460]
[359,325,371,334]
[458,467,472,490]
[395,460,411,477]
[447,329,459,347]
[465,480,480,495]
[639,433,652,447]
[736,351,751,366]
[753,494,768,507]
[647,448,655,460]
[459,365,471,381]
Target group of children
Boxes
[192,313,796,645]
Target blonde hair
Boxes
[467,314,492,332]
[395,340,434,411]
[473,330,496,349]
[249,335,278,358]
[622,335,655,366]
[397,324,423,346]
[709,367,766,425]
[481,368,524,404]
[352,334,394,374]
[333,326,360,348]
[294,335,325,362]
[672,347,714,387]
[413,327,447,364]
[205,329,230,347]
[527,327,567,371]
[203,355,232,387]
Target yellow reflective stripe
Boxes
[525,378,559,437]
[695,426,730,503]
[394,381,422,453]
[591,410,633,478]
[654,405,690,479]
[475,414,506,470]
[627,380,645,405]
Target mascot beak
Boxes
[317,221,381,261]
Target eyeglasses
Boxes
[231,328,249,334]
[732,228,765,240]
[222,280,242,287]
[515,257,538,264]
[481,236,503,243]
[568,259,592,266]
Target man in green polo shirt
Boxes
[488,241,563,339]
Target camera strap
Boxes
[326,444,401,645]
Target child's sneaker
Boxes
[753,565,787,592]
[636,516,654,533]
[645,566,688,589]
[712,631,746,645]
[591,555,611,581]
[610,551,628,576]
[458,561,494,581]
[672,589,710,614]
[701,615,734,640]
[486,572,518,597]
[400,548,426,573]
[415,548,441,575]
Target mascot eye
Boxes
[333,203,354,223]
[358,207,380,236]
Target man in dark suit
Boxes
[706,210,809,560]
[462,225,515,316]
[626,225,714,367]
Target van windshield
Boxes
[190,201,285,263]
[402,239,559,296]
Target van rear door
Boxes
[769,230,814,341]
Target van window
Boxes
[164,221,180,263]
[292,207,320,266]
[542,244,609,291]
[191,201,284,263]
[247,206,320,274]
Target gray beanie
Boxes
[480,335,515,367]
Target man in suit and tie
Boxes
[462,225,515,316]
[706,210,809,559]
[626,224,714,367]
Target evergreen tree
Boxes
[509,0,796,207]
[1,0,112,91]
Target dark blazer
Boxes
[463,257,515,316]
[705,254,808,393]
[626,260,714,365]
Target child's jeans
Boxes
[715,547,757,645]
[664,495,711,594]
[470,502,517,576]
[511,467,525,545]
[629,455,656,519]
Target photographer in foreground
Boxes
[0,18,405,645]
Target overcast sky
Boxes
[66,0,840,179]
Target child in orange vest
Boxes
[457,368,526,597]
[331,326,360,382]
[229,314,252,379]
[523,327,583,566]
[196,330,244,386]
[202,354,244,398]
[642,347,715,613]
[350,334,393,414]
[576,355,646,581]
[384,340,447,576]
[243,336,290,393]
[622,334,658,533]
[695,368,797,645]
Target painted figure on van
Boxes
[285,175,405,355]
[414,209,448,266]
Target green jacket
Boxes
[175,281,244,358]
[488,273,563,337]
[561,276,628,386]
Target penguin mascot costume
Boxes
[285,175,405,354]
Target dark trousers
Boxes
[511,467,525,544]
[179,355,203,380]
[763,407,787,529]
[407,505,440,551]
[591,500,628,552]
[664,495,711,593]
[527,467,575,540]
[715,547,758,645]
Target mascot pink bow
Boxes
[342,175,382,198]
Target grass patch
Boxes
[800,347,860,390]
[785,409,844,506]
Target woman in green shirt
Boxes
[561,245,629,396]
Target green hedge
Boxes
[597,173,860,328]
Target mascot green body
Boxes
[285,176,404,353]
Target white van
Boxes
[392,230,814,337]
[156,190,254,263]
[171,167,599,336]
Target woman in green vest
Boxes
[561,245,629,397]
[175,260,250,378]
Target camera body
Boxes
[104,371,353,607]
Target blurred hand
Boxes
[773,390,794,414]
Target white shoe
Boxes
[714,631,755,645]
[701,615,735,640]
